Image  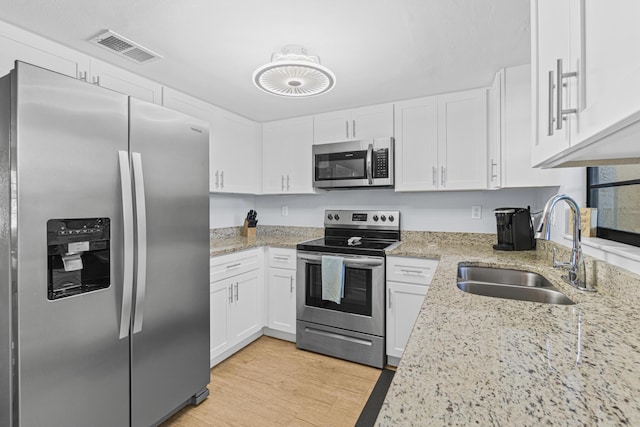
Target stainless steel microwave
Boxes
[312,137,394,189]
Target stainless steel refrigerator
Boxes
[0,61,210,426]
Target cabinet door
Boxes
[229,270,262,343]
[438,88,488,190]
[0,21,89,78]
[210,280,232,363]
[386,282,428,359]
[394,97,439,191]
[211,110,261,193]
[267,268,296,334]
[262,116,314,194]
[488,70,503,189]
[573,0,640,145]
[313,109,352,143]
[351,103,394,140]
[90,59,162,104]
[531,0,573,165]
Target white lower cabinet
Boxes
[209,248,264,367]
[386,257,438,365]
[265,248,297,339]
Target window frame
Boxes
[586,166,640,248]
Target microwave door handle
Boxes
[366,143,373,185]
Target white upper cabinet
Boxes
[0,21,89,79]
[163,88,261,194]
[394,96,439,191]
[89,59,162,104]
[489,65,563,188]
[313,103,394,144]
[210,109,262,194]
[262,116,315,194]
[437,88,488,190]
[395,88,487,191]
[531,0,640,167]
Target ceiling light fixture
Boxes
[252,45,336,98]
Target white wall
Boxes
[210,186,566,232]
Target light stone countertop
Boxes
[377,240,640,426]
[210,228,640,425]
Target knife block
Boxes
[242,219,256,238]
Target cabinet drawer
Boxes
[210,248,262,282]
[268,248,296,270]
[386,257,438,285]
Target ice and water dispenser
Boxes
[47,218,111,300]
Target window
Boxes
[586,165,640,247]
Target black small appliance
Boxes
[493,207,536,251]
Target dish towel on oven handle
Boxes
[321,255,345,304]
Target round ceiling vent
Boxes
[253,45,336,98]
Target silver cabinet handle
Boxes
[440,166,446,187]
[366,143,373,185]
[92,76,100,86]
[346,120,349,138]
[388,288,392,309]
[220,170,224,188]
[555,58,577,131]
[234,283,239,301]
[281,174,285,191]
[273,256,290,261]
[132,152,147,334]
[490,159,498,181]
[118,150,134,339]
[226,262,241,269]
[432,166,437,187]
[215,170,219,189]
[548,70,555,136]
[286,174,290,190]
[401,269,425,275]
[352,120,356,138]
[228,284,233,303]
[290,276,294,293]
[78,71,87,82]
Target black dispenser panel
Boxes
[47,218,110,300]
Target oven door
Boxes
[296,251,385,337]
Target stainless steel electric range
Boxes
[296,209,401,368]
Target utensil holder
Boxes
[242,219,256,237]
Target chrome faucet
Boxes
[535,194,595,292]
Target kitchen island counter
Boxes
[378,239,640,425]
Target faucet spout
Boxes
[536,194,595,292]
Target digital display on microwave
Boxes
[352,213,367,221]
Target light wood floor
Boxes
[163,336,382,427]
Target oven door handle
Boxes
[297,253,384,267]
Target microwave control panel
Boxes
[373,149,389,178]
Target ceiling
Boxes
[0,0,531,122]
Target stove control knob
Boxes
[381,215,387,222]
[327,214,333,220]
[389,215,395,222]
[334,214,340,221]
[373,215,379,221]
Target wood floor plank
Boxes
[162,336,380,427]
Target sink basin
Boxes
[457,265,575,305]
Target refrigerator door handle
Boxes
[118,150,135,339]
[132,152,147,334]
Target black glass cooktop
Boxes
[297,237,396,256]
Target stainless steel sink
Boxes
[457,265,575,305]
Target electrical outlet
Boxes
[471,205,482,219]
[281,205,288,216]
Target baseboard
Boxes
[386,355,400,367]
[262,327,296,343]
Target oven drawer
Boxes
[268,248,296,270]
[386,256,438,285]
[296,320,385,368]
[210,248,262,282]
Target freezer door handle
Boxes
[118,150,135,339]
[132,152,148,334]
